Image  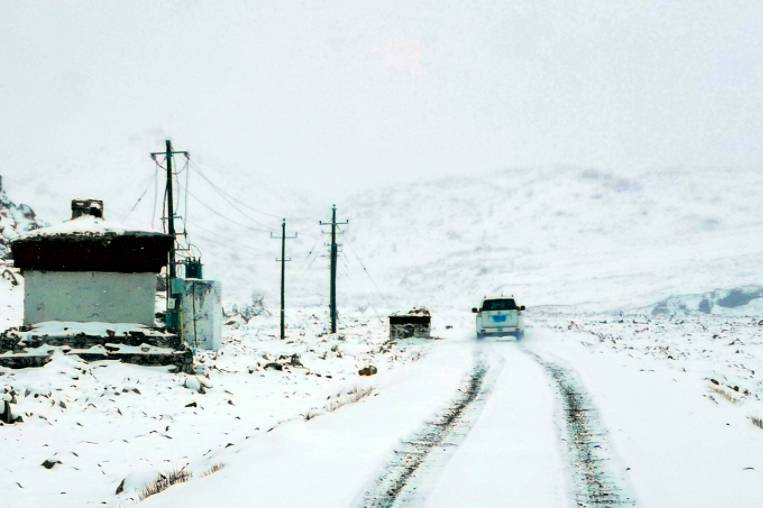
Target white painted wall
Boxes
[23,271,156,326]
[179,279,222,351]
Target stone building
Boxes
[0,199,192,371]
[12,199,170,326]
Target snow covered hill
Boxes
[343,165,763,312]
[2,165,762,507]
[0,164,760,318]
[0,155,325,308]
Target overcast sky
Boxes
[1,0,761,218]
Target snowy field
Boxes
[1,165,763,507]
[3,303,763,506]
[0,303,432,506]
[2,0,762,505]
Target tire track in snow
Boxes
[361,353,493,508]
[525,350,636,507]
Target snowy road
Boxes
[364,326,638,507]
[423,339,569,507]
[140,324,624,508]
[139,317,763,507]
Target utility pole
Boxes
[150,139,189,331]
[320,205,348,333]
[271,219,297,340]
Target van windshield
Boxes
[482,299,517,311]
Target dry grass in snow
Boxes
[326,385,375,412]
[303,385,375,421]
[201,463,226,477]
[709,383,744,405]
[139,468,192,501]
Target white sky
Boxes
[1,0,761,217]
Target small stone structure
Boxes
[389,308,432,339]
[0,199,192,372]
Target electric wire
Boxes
[189,158,284,219]
[192,231,263,257]
[186,189,271,233]
[151,162,159,229]
[184,157,190,228]
[339,229,394,311]
[122,171,155,222]
[188,159,282,225]
[188,219,265,253]
[301,234,322,268]
[339,249,385,324]
[161,185,168,234]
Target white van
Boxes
[472,296,525,338]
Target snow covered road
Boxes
[142,330,478,508]
[142,323,633,508]
[78,313,763,507]
[423,339,569,507]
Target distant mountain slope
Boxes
[343,166,763,311]
[0,179,45,259]
[2,164,760,315]
[0,156,324,306]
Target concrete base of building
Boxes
[0,324,194,373]
[0,348,193,373]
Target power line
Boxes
[340,232,394,311]
[186,189,271,233]
[121,171,155,222]
[192,231,263,257]
[184,158,190,228]
[186,219,262,250]
[151,161,159,229]
[186,216,271,256]
[338,249,385,324]
[338,251,352,278]
[301,234,322,267]
[188,159,283,222]
[189,167,274,230]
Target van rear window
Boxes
[482,299,517,311]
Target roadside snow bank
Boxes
[0,307,431,507]
[530,314,763,507]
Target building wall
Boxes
[23,271,156,326]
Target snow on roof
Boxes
[18,214,164,240]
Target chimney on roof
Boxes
[71,199,104,219]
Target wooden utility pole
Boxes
[271,219,297,340]
[150,139,189,331]
[320,205,348,333]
